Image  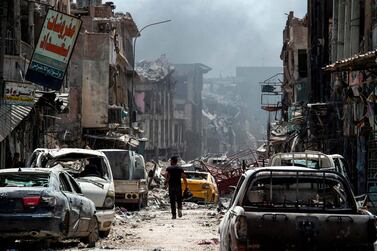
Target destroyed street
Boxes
[1,0,377,251]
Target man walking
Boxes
[165,156,188,219]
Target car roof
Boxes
[185,171,209,175]
[245,166,344,178]
[0,167,53,174]
[99,149,130,152]
[34,148,106,158]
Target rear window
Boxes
[0,173,50,187]
[186,173,208,180]
[102,151,130,180]
[270,154,332,168]
[243,176,352,211]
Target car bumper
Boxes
[0,213,61,239]
[188,190,213,203]
[96,209,115,231]
[115,198,140,204]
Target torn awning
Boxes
[84,134,139,147]
[323,49,377,72]
[0,104,33,142]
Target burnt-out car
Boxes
[219,167,377,251]
[0,168,99,246]
[27,148,115,238]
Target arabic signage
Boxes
[5,82,35,106]
[25,9,82,90]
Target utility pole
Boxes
[0,0,8,104]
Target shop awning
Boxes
[0,104,33,142]
[323,49,377,72]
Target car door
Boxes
[221,175,246,249]
[65,173,92,233]
[59,173,81,237]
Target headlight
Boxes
[103,190,115,208]
[235,215,247,241]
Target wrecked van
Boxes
[99,149,148,209]
[27,148,115,238]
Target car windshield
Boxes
[186,172,208,180]
[48,155,110,180]
[243,176,352,211]
[0,173,50,187]
[270,153,332,168]
[102,151,131,180]
[280,159,320,168]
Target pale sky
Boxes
[113,0,307,77]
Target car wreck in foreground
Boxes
[0,168,98,246]
[219,167,377,251]
[27,148,116,238]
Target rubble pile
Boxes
[136,55,174,82]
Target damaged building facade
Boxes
[0,0,70,168]
[273,0,377,198]
[56,1,140,150]
[134,56,177,160]
[202,77,239,154]
[172,63,211,160]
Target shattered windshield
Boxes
[243,176,351,211]
[0,173,50,187]
[49,156,110,180]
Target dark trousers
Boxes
[169,186,182,216]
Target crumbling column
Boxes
[14,0,21,55]
[337,0,345,59]
[28,1,34,47]
[332,0,338,62]
[350,0,360,54]
[344,0,351,58]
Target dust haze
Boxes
[113,0,306,76]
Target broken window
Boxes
[0,173,50,187]
[243,177,351,211]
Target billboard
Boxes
[25,9,82,90]
[5,82,35,106]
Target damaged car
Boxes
[219,167,377,251]
[27,148,115,238]
[0,168,98,246]
[182,171,219,204]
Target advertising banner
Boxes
[4,82,35,106]
[25,9,82,90]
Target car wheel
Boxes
[81,217,99,247]
[99,229,111,238]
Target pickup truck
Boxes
[219,167,377,251]
[269,151,350,181]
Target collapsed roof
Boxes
[136,55,174,82]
